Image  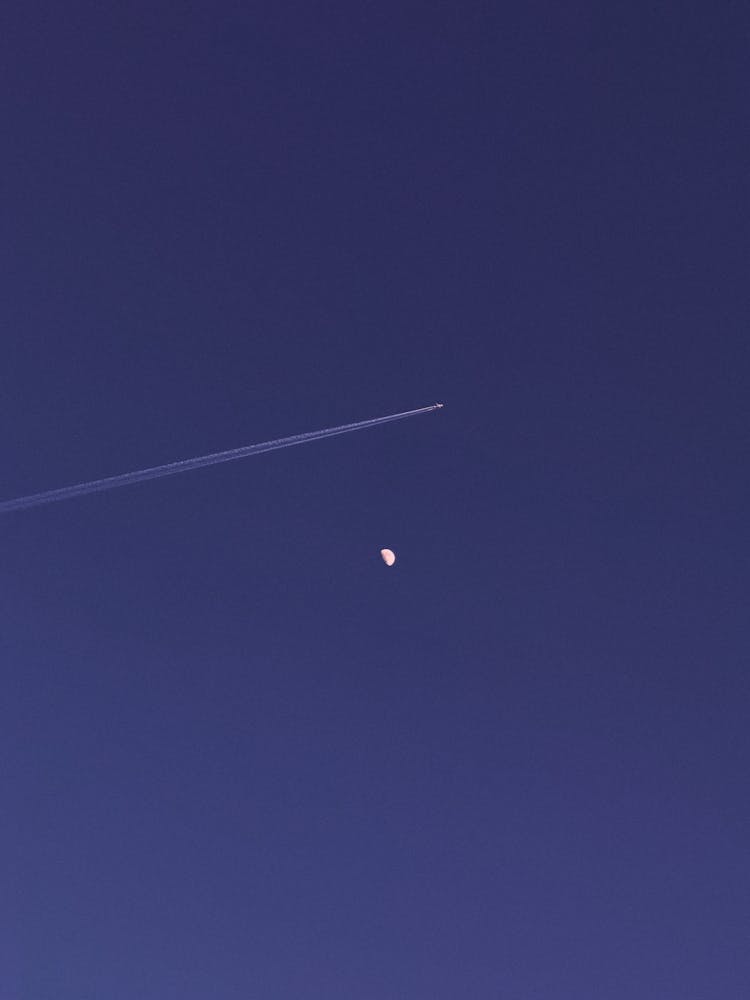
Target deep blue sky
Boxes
[2,3,749,997]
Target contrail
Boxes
[0,403,444,514]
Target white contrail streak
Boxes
[0,403,444,514]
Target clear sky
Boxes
[2,3,748,998]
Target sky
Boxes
[1,2,749,997]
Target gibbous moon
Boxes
[380,548,396,566]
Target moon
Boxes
[380,548,396,566]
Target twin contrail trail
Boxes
[0,403,444,514]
